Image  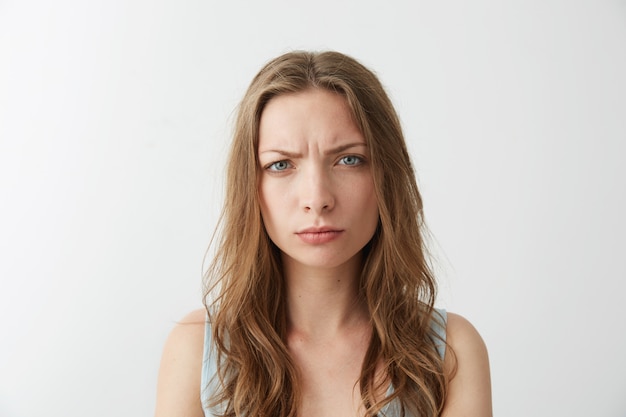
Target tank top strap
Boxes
[200,317,216,415]
[431,307,447,359]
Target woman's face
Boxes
[257,88,379,274]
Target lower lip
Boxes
[296,231,343,244]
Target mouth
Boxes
[295,227,344,244]
[297,226,342,234]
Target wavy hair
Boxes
[203,50,451,417]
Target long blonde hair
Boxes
[204,51,450,417]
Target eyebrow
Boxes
[259,142,368,158]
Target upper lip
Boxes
[296,226,342,234]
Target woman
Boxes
[155,51,492,417]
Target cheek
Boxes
[363,182,380,228]
[349,177,378,210]
[258,186,271,222]
[258,181,283,227]
[258,196,276,245]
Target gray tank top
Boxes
[201,308,447,416]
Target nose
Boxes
[301,166,335,214]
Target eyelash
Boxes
[264,155,365,172]
[337,155,364,166]
[266,160,292,171]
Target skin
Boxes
[258,89,381,416]
[258,88,380,278]
[154,89,492,417]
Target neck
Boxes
[282,255,369,339]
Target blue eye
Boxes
[267,160,291,171]
[338,155,363,166]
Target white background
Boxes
[1,1,625,416]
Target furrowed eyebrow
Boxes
[258,142,368,157]
[258,149,303,158]
[324,142,368,156]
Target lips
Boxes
[296,227,343,244]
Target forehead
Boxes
[258,89,363,151]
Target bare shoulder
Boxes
[442,312,493,417]
[445,312,489,361]
[178,308,207,326]
[162,308,206,357]
[154,308,206,417]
